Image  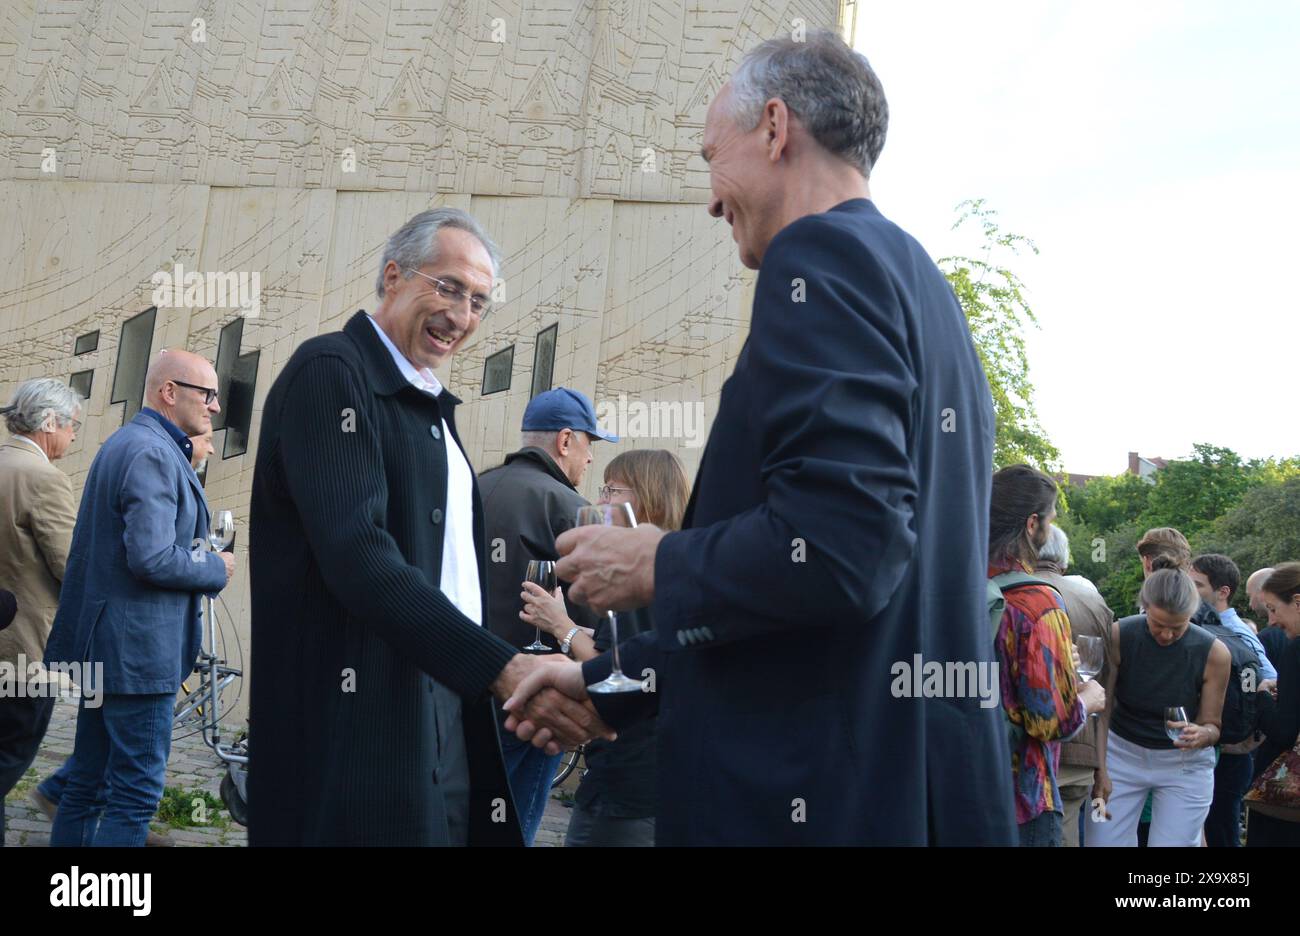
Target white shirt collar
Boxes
[12,435,49,463]
[366,314,444,396]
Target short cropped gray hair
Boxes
[520,430,558,452]
[375,208,502,299]
[729,29,888,176]
[1,377,83,435]
[1038,524,1070,568]
[1140,568,1201,619]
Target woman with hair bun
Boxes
[1087,557,1232,846]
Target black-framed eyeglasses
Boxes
[171,380,219,405]
[403,268,493,318]
[598,485,634,499]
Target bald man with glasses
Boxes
[44,349,235,847]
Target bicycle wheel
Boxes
[220,771,248,827]
[551,746,583,789]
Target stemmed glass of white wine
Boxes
[209,510,234,551]
[1165,705,1191,773]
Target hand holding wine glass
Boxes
[522,560,557,652]
[1164,705,1194,771]
[210,509,236,584]
[574,503,644,693]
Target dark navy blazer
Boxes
[44,412,226,695]
[584,199,1018,845]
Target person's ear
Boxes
[765,98,789,162]
[556,429,571,454]
[382,261,404,296]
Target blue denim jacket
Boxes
[44,412,227,694]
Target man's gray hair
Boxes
[1140,568,1201,619]
[520,430,558,452]
[729,29,888,176]
[375,208,502,299]
[1038,524,1070,568]
[1,377,83,436]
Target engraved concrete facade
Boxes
[0,0,844,716]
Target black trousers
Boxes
[1246,809,1300,846]
[0,694,56,845]
[1205,752,1254,847]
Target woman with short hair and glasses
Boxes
[520,449,689,846]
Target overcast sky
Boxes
[851,1,1299,476]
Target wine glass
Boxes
[523,560,556,652]
[209,509,234,551]
[575,503,643,693]
[1165,705,1190,772]
[1075,635,1104,719]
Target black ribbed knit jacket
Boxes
[248,311,522,846]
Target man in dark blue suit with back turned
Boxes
[503,30,1016,845]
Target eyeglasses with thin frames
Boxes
[403,268,493,318]
[171,380,219,405]
[598,485,633,499]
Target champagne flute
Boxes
[575,503,643,693]
[1165,705,1190,772]
[523,560,556,652]
[1075,635,1104,719]
[209,509,234,551]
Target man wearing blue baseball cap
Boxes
[478,387,615,844]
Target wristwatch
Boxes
[560,626,581,658]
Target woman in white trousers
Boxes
[1088,559,1231,846]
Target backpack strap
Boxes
[989,572,1061,642]
[992,571,1058,595]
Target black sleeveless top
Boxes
[1112,614,1216,749]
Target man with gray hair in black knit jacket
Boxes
[248,209,612,846]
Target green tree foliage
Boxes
[1143,444,1259,539]
[1058,446,1300,619]
[1197,474,1300,597]
[1062,473,1153,535]
[940,199,1059,472]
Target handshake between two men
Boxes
[493,520,668,756]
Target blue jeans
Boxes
[499,729,562,846]
[1018,810,1063,847]
[50,694,173,847]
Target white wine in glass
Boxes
[575,502,643,694]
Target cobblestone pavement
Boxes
[3,696,246,847]
[4,696,573,847]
